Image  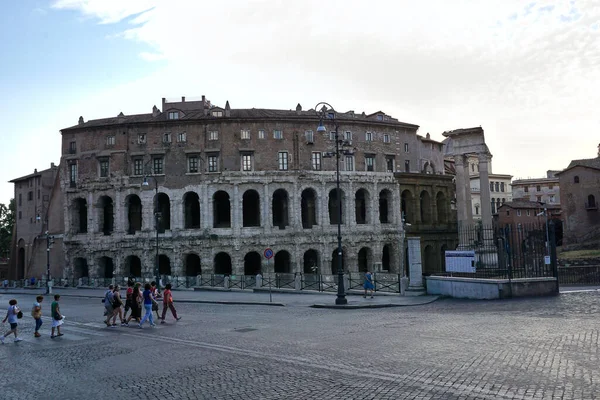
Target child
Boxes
[1,299,22,343]
[31,295,44,337]
[51,294,64,338]
[160,283,181,323]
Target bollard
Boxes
[256,274,263,288]
[294,274,301,290]
[224,276,230,290]
[196,275,202,287]
[400,276,409,296]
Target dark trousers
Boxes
[35,318,43,332]
[161,303,178,320]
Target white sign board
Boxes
[445,250,476,273]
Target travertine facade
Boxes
[58,97,450,279]
[512,171,560,205]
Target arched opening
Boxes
[436,191,447,223]
[440,244,448,272]
[71,198,87,234]
[125,194,142,234]
[213,191,231,228]
[272,189,289,229]
[420,190,432,223]
[98,256,114,278]
[355,189,369,224]
[158,254,171,275]
[243,190,261,227]
[155,193,171,232]
[588,194,596,208]
[124,255,142,277]
[183,192,200,229]
[404,246,409,277]
[274,250,291,273]
[331,248,345,274]
[301,188,318,228]
[379,189,392,224]
[17,243,25,280]
[214,252,232,275]
[574,176,580,183]
[358,247,371,272]
[382,244,391,272]
[73,258,89,279]
[423,245,435,274]
[303,249,319,274]
[244,252,262,275]
[97,196,114,235]
[328,189,345,225]
[185,254,201,276]
[401,190,414,223]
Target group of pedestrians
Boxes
[1,294,64,343]
[103,280,181,329]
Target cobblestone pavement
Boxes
[1,292,600,399]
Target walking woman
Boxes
[1,299,22,343]
[126,283,142,325]
[32,295,44,337]
[138,283,156,328]
[51,294,64,338]
[363,271,374,298]
[160,283,181,324]
[110,286,126,327]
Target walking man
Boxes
[160,283,181,324]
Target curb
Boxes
[310,296,440,309]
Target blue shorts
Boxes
[9,323,17,330]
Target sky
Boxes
[1,0,599,205]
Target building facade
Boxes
[467,156,512,218]
[512,171,560,205]
[58,97,452,280]
[497,200,560,227]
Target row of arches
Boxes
[401,190,449,224]
[72,246,395,279]
[71,187,397,235]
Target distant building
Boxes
[497,200,561,227]
[512,171,560,205]
[466,156,512,219]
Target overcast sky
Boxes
[1,0,599,205]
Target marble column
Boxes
[478,153,493,228]
[453,155,472,227]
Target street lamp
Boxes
[142,174,161,293]
[537,203,550,259]
[315,101,353,305]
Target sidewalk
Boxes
[0,287,439,309]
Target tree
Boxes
[0,199,15,260]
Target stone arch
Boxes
[97,256,114,278]
[214,252,232,275]
[301,188,318,228]
[183,192,200,229]
[244,252,262,275]
[243,189,261,227]
[401,190,415,223]
[213,191,231,228]
[355,188,370,224]
[155,193,171,231]
[158,254,171,275]
[328,189,345,224]
[423,245,435,274]
[71,197,88,234]
[124,255,142,277]
[97,195,114,235]
[125,194,142,234]
[382,244,391,271]
[420,190,432,223]
[330,248,346,274]
[303,249,320,274]
[17,239,25,279]
[379,189,392,224]
[358,247,372,272]
[274,250,291,273]
[436,191,448,223]
[588,194,596,208]
[272,189,289,228]
[73,257,89,279]
[184,253,201,276]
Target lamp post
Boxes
[316,101,352,305]
[142,174,161,293]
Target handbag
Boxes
[17,311,23,319]
[151,298,159,312]
[54,313,62,321]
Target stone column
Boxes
[463,158,473,222]
[478,153,493,228]
[263,183,271,232]
[453,155,470,226]
[232,185,240,235]
[202,186,211,230]
[406,237,425,295]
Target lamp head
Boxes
[142,177,149,187]
[316,119,327,132]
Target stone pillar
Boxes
[478,153,493,228]
[406,237,426,295]
[202,186,211,230]
[233,185,240,235]
[263,184,271,232]
[463,158,473,222]
[454,155,472,227]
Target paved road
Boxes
[0,291,599,399]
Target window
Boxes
[377,114,383,121]
[163,133,172,143]
[168,111,179,120]
[18,211,21,220]
[549,184,554,190]
[502,198,506,204]
[241,153,253,171]
[28,191,33,201]
[187,156,199,173]
[517,210,522,216]
[549,195,555,203]
[305,130,314,143]
[211,110,223,117]
[99,159,109,177]
[536,185,541,192]
[345,155,354,171]
[471,164,475,172]
[574,176,580,183]
[18,194,21,206]
[365,155,375,171]
[278,152,288,170]
[386,156,394,173]
[153,157,164,175]
[241,129,251,140]
[207,154,219,172]
[524,187,529,193]
[209,131,219,141]
[527,210,531,216]
[344,131,352,141]
[495,182,499,192]
[258,130,265,139]
[106,136,115,146]
[69,141,76,154]
[138,134,147,144]
[273,130,283,140]
[404,143,409,153]
[475,206,479,215]
[383,134,390,143]
[69,162,77,186]
[311,152,321,171]
[490,182,494,192]
[329,132,337,141]
[177,132,187,142]
[133,158,143,176]
[404,160,410,172]
[365,132,373,142]
[501,182,505,192]
[537,196,542,202]
[37,189,40,200]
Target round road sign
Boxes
[264,248,274,259]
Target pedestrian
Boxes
[160,283,181,324]
[110,286,126,327]
[1,299,22,343]
[51,294,64,338]
[30,277,36,287]
[125,283,142,325]
[138,283,156,328]
[363,271,374,298]
[123,280,134,320]
[151,281,161,320]
[31,295,44,337]
[103,284,114,327]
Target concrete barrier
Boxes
[426,276,558,299]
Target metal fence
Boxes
[558,266,600,286]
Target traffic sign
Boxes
[264,248,274,259]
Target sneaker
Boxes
[176,317,182,321]
[50,335,55,339]
[121,322,128,327]
[160,320,165,324]
[14,337,23,343]
[150,323,156,327]
[57,333,64,337]
[138,324,143,329]
[0,337,4,344]
[34,332,41,338]
[109,325,117,328]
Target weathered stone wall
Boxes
[559,166,600,244]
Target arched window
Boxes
[587,194,597,209]
[574,176,580,183]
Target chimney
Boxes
[78,116,84,125]
[296,103,302,115]
[162,97,166,111]
[225,101,231,117]
[426,132,431,139]
[51,162,55,168]
[152,105,160,117]
[34,169,37,173]
[117,111,124,117]
[598,143,600,157]
[203,96,209,116]
[181,96,185,102]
